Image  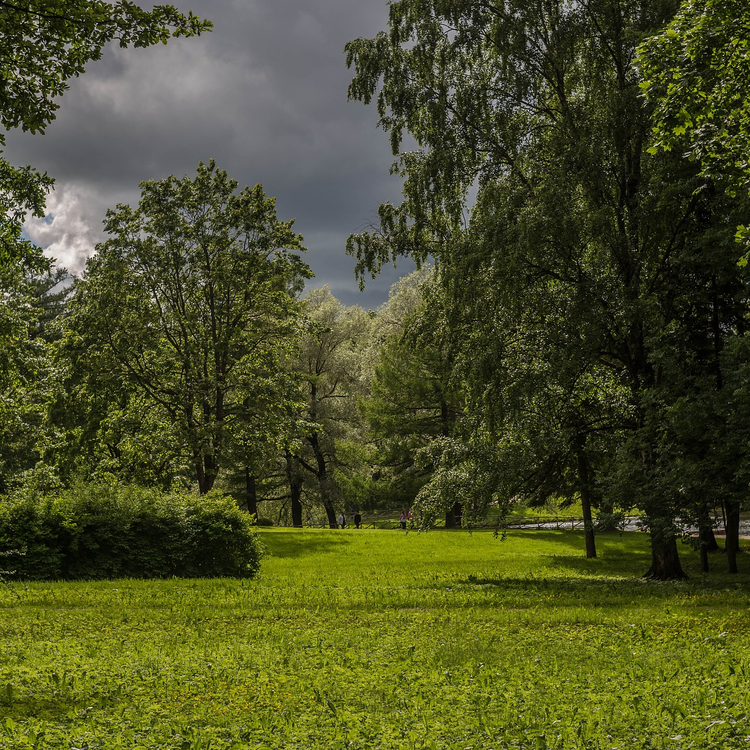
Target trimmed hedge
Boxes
[0,484,263,580]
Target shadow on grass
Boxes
[455,558,750,600]
[451,577,671,606]
[498,529,652,559]
[0,695,101,722]
[501,529,640,551]
[443,531,750,595]
[260,530,353,559]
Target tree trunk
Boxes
[445,502,462,528]
[196,458,208,495]
[698,516,721,571]
[575,436,596,559]
[285,450,303,527]
[439,397,461,528]
[291,485,303,527]
[725,500,741,574]
[595,500,619,531]
[581,491,596,559]
[644,521,687,580]
[196,450,218,495]
[308,432,337,528]
[201,465,218,494]
[697,509,719,573]
[245,467,257,517]
[699,522,721,553]
[692,506,720,574]
[699,542,709,574]
[201,390,223,494]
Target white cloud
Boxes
[23,184,116,274]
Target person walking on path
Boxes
[400,511,407,530]
[354,511,362,529]
[338,512,346,529]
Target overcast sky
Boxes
[3,0,413,308]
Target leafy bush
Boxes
[0,483,263,580]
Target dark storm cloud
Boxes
[3,0,411,307]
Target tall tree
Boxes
[363,270,464,526]
[290,287,372,528]
[0,1,210,493]
[64,160,310,494]
[346,0,749,577]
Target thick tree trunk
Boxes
[195,450,219,495]
[725,501,741,574]
[644,521,687,580]
[699,522,721,553]
[245,468,257,517]
[285,450,303,527]
[201,464,218,494]
[698,516,721,572]
[575,437,596,559]
[201,391,223,494]
[699,542,709,574]
[196,461,208,495]
[445,502,463,528]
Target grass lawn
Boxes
[0,528,749,749]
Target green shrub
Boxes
[0,483,263,580]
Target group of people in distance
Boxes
[336,509,413,530]
[337,511,362,529]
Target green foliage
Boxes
[363,271,463,510]
[639,1,750,258]
[61,160,310,493]
[0,1,211,141]
[639,0,750,185]
[0,0,210,487]
[346,0,750,576]
[0,529,748,747]
[0,483,262,580]
[284,287,373,526]
[0,263,66,492]
[0,197,59,494]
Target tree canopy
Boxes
[639,0,750,185]
[638,0,750,249]
[63,161,310,494]
[346,0,750,577]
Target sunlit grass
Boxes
[0,528,749,748]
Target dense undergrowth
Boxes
[0,484,262,580]
[0,528,748,749]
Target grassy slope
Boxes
[0,529,749,749]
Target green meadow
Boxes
[1,529,749,749]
